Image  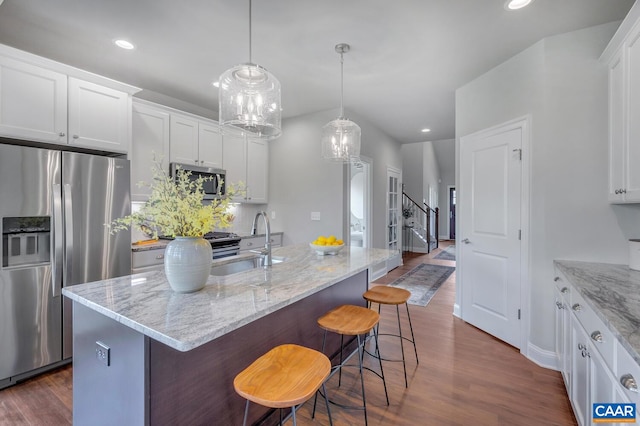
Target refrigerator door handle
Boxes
[63,184,73,287]
[52,184,63,297]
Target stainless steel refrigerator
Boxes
[0,143,131,388]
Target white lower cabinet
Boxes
[556,268,639,426]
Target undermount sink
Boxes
[210,255,284,276]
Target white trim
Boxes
[453,303,461,318]
[457,115,531,353]
[526,342,559,371]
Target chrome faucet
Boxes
[251,211,272,267]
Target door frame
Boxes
[447,185,456,240]
[456,115,531,355]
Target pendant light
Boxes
[218,0,281,139]
[321,43,361,162]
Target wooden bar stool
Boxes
[313,304,389,426]
[234,344,333,426]
[363,286,418,387]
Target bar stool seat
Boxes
[314,304,388,426]
[234,344,333,426]
[363,286,419,388]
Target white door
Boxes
[386,166,402,271]
[460,121,523,348]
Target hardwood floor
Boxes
[0,242,576,425]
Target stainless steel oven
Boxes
[204,232,241,259]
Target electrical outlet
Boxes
[271,210,276,220]
[96,341,110,366]
[311,212,321,221]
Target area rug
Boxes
[388,263,455,306]
[433,245,456,261]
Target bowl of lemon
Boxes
[310,235,344,255]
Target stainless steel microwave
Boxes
[169,163,226,200]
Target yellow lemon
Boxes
[327,235,336,243]
[336,239,344,245]
[317,235,327,242]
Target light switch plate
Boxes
[96,341,110,366]
[311,212,321,221]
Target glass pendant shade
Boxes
[219,63,281,139]
[321,118,361,162]
[322,43,361,162]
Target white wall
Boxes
[268,108,402,249]
[401,142,424,203]
[456,22,640,356]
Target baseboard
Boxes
[525,342,559,371]
[452,303,461,318]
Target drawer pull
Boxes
[590,331,603,343]
[572,303,582,312]
[155,254,164,260]
[247,242,253,247]
[620,374,638,393]
[554,276,560,282]
[560,287,569,294]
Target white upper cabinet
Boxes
[169,113,199,165]
[246,138,268,203]
[602,4,640,203]
[68,77,129,153]
[198,122,223,169]
[169,113,223,168]
[0,45,138,154]
[222,131,268,203]
[131,102,170,201]
[0,56,68,144]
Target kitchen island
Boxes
[63,244,393,425]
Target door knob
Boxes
[621,374,638,392]
[462,238,470,244]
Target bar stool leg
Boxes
[372,325,390,405]
[406,302,419,364]
[242,400,250,426]
[356,334,368,426]
[338,334,344,386]
[322,382,333,426]
[396,304,409,387]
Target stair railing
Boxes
[402,192,439,253]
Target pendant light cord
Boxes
[340,50,344,119]
[248,0,252,64]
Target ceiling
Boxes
[0,0,634,144]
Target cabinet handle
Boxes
[581,349,589,358]
[560,287,569,294]
[59,132,65,137]
[155,254,164,260]
[246,242,253,247]
[590,330,603,343]
[620,374,638,392]
[578,343,586,351]
[73,134,79,139]
[200,160,204,164]
[554,276,560,282]
[556,301,563,309]
[615,189,620,194]
[622,189,627,194]
[572,303,582,312]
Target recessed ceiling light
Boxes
[114,39,135,50]
[421,128,431,133]
[505,0,534,10]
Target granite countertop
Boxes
[554,260,640,364]
[64,244,393,352]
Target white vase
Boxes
[164,236,212,293]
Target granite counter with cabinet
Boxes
[554,260,640,425]
[63,244,393,425]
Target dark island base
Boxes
[148,270,368,425]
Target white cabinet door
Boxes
[624,29,640,202]
[169,113,199,165]
[198,122,223,169]
[246,138,268,203]
[131,103,170,201]
[68,77,129,153]
[554,286,571,391]
[0,56,67,144]
[608,51,626,203]
[223,131,248,201]
[571,315,589,426]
